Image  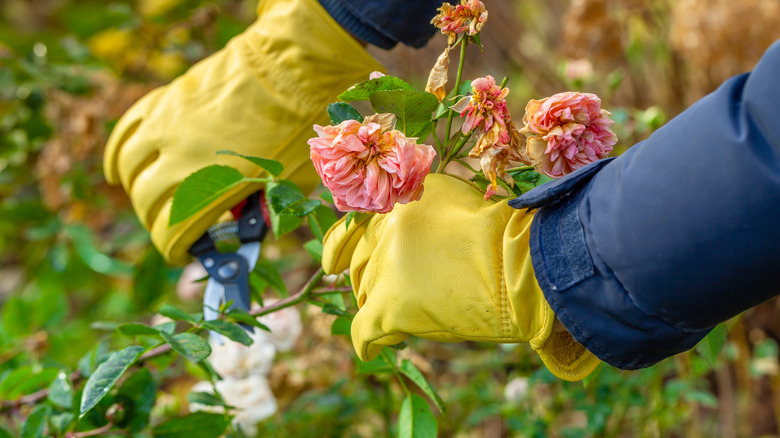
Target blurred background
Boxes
[2,0,780,436]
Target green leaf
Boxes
[116,369,157,432]
[202,320,253,346]
[66,225,133,276]
[319,188,335,203]
[21,405,50,438]
[308,205,338,241]
[48,412,75,436]
[118,323,163,337]
[6,368,58,399]
[89,321,121,331]
[322,303,351,317]
[304,239,323,262]
[216,150,284,177]
[77,342,110,378]
[0,428,11,438]
[225,308,271,332]
[345,211,357,230]
[161,332,211,364]
[133,246,168,311]
[369,89,438,138]
[507,167,543,196]
[399,360,447,415]
[356,356,394,375]
[338,75,414,101]
[48,371,74,409]
[188,391,228,407]
[327,102,364,124]
[155,321,177,334]
[1,367,32,398]
[319,289,347,310]
[254,260,288,297]
[281,199,321,217]
[266,180,305,237]
[158,303,197,324]
[152,412,230,438]
[268,183,305,214]
[684,389,718,408]
[345,211,372,231]
[169,165,246,226]
[331,316,352,336]
[1,295,31,337]
[695,323,728,366]
[398,394,438,438]
[80,345,145,417]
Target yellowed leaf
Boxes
[425,47,451,102]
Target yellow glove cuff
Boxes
[504,209,600,381]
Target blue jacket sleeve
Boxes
[510,40,780,370]
[318,0,440,49]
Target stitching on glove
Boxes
[499,241,510,338]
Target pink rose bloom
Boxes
[309,120,435,213]
[431,0,488,44]
[520,92,617,178]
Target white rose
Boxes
[209,329,276,378]
[190,375,278,437]
[255,299,302,353]
[504,377,530,403]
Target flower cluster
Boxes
[520,92,617,178]
[454,75,524,199]
[309,118,435,214]
[189,302,303,435]
[432,0,488,45]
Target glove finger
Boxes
[321,213,373,275]
[351,300,409,362]
[104,87,166,187]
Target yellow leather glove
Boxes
[322,174,601,381]
[104,0,383,265]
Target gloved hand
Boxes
[322,174,601,381]
[104,0,383,265]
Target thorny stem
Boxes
[431,119,445,156]
[437,131,473,173]
[251,268,325,317]
[0,268,335,411]
[443,39,468,151]
[454,158,479,174]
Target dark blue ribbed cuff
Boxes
[318,0,397,49]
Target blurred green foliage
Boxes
[2,0,780,437]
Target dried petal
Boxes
[431,0,488,44]
[364,113,397,133]
[425,47,451,102]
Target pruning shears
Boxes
[189,191,269,343]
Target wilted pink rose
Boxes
[309,119,435,213]
[520,92,617,178]
[431,0,488,44]
[458,75,510,140]
[453,75,524,199]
